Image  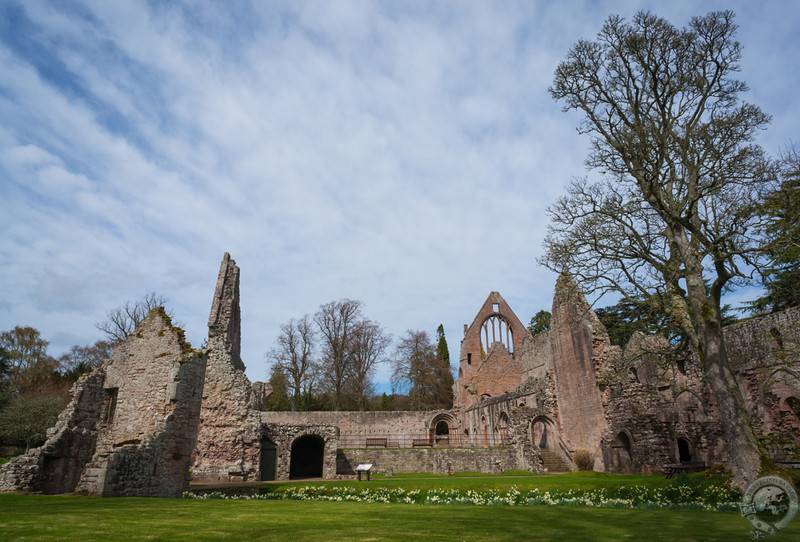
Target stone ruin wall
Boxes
[455,292,527,410]
[546,274,610,469]
[0,308,206,497]
[261,423,339,480]
[192,253,264,483]
[598,307,800,474]
[0,371,106,494]
[339,447,518,477]
[263,410,449,440]
[600,332,727,474]
[727,306,800,466]
[74,309,206,497]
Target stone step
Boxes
[539,448,572,472]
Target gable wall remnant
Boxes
[1,308,206,497]
[192,253,264,483]
[456,292,527,410]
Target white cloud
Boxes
[0,0,798,385]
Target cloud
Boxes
[0,0,798,385]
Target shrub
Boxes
[573,449,594,471]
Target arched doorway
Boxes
[430,412,458,446]
[290,435,324,479]
[611,431,634,474]
[677,437,693,464]
[434,421,450,446]
[260,437,277,481]
[497,412,509,444]
[531,416,556,450]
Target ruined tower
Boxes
[192,253,264,483]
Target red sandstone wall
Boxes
[549,275,608,466]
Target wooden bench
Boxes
[412,438,433,447]
[365,438,388,448]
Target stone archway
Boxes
[497,412,509,444]
[429,412,459,446]
[610,430,635,474]
[290,435,325,479]
[531,416,557,450]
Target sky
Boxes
[1,0,799,389]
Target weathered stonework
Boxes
[261,424,338,480]
[192,253,264,483]
[6,253,797,492]
[0,371,105,494]
[1,308,206,497]
[451,279,800,477]
[338,447,515,476]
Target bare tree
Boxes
[313,299,363,410]
[95,292,176,344]
[57,340,115,376]
[266,315,316,411]
[392,330,440,411]
[348,320,391,411]
[546,11,773,488]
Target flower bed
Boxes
[184,483,742,511]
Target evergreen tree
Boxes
[528,310,551,336]
[435,325,454,409]
[753,144,800,312]
[263,366,291,411]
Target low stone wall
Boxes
[262,410,452,437]
[337,447,519,476]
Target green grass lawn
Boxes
[2,473,797,541]
[1,493,788,541]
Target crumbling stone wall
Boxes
[600,332,725,474]
[193,253,264,483]
[74,308,206,497]
[548,274,610,469]
[726,307,800,466]
[599,307,800,474]
[0,371,106,494]
[1,308,206,497]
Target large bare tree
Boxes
[545,11,773,488]
[348,320,391,411]
[314,299,363,410]
[266,315,316,411]
[392,330,443,411]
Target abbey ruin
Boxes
[2,253,798,495]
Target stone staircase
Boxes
[539,448,572,473]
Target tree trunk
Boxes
[695,294,761,490]
[678,240,762,489]
[695,310,762,489]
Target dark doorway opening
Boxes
[677,438,692,463]
[260,437,277,481]
[290,435,324,479]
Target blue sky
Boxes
[1,1,799,387]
